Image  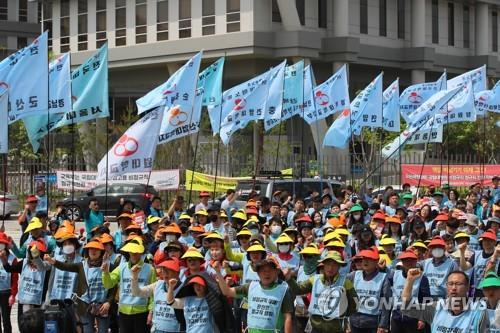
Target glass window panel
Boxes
[116,8,126,28]
[179,0,191,19]
[203,0,215,16]
[157,0,168,23]
[136,4,146,26]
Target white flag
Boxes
[97,108,164,180]
[0,90,8,153]
[382,79,400,132]
[475,81,500,116]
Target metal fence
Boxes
[3,149,497,202]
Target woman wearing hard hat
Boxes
[102,237,156,333]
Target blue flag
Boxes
[382,79,400,132]
[352,73,384,134]
[400,72,446,122]
[220,68,275,144]
[53,44,109,129]
[214,69,269,136]
[158,88,203,144]
[136,51,202,115]
[447,65,486,92]
[301,65,316,120]
[0,90,8,154]
[304,64,349,125]
[199,57,224,107]
[280,61,304,123]
[23,53,72,151]
[0,32,48,123]
[475,80,500,115]
[382,86,461,158]
[263,60,287,131]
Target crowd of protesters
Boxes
[0,177,498,332]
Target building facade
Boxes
[29,0,500,174]
[0,0,40,57]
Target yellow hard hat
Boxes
[412,241,428,250]
[454,232,470,240]
[194,209,208,216]
[179,213,191,220]
[276,233,294,244]
[181,248,205,260]
[325,239,346,248]
[121,240,145,254]
[300,244,320,255]
[232,211,247,220]
[379,236,397,246]
[247,243,266,253]
[24,217,44,233]
[323,231,342,244]
[334,228,351,236]
[147,216,162,224]
[205,232,224,241]
[237,228,252,238]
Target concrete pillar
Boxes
[275,0,301,30]
[192,0,202,37]
[411,0,425,47]
[168,0,179,40]
[215,0,226,34]
[106,0,116,48]
[69,1,78,52]
[126,0,135,45]
[88,0,97,50]
[475,2,489,55]
[333,0,349,36]
[240,0,253,32]
[411,69,426,84]
[146,0,156,43]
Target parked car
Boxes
[234,178,343,209]
[0,192,20,218]
[61,183,158,220]
[371,185,418,199]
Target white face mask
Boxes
[165,235,176,242]
[353,213,362,220]
[278,244,290,253]
[0,244,6,251]
[62,245,75,255]
[270,226,282,235]
[431,248,445,258]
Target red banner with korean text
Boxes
[401,164,500,186]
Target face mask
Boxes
[431,248,445,258]
[62,245,75,255]
[278,244,290,253]
[165,235,176,242]
[368,209,375,215]
[180,226,189,233]
[209,215,218,223]
[250,228,259,235]
[270,226,282,235]
[0,244,5,251]
[353,213,362,220]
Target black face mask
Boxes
[180,225,189,233]
[209,215,218,223]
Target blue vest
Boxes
[431,307,481,333]
[184,296,214,333]
[487,307,500,333]
[0,254,14,291]
[308,274,346,318]
[18,260,46,305]
[81,261,107,303]
[119,262,152,307]
[391,270,421,310]
[247,281,288,331]
[49,254,82,301]
[423,257,454,297]
[473,251,499,289]
[273,252,300,272]
[353,270,386,316]
[295,266,313,308]
[153,281,181,332]
[468,235,481,251]
[242,257,260,285]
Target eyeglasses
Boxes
[446,282,466,287]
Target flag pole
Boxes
[273,65,287,179]
[46,38,50,216]
[481,112,486,186]
[104,118,109,215]
[2,153,7,229]
[415,120,436,196]
[184,86,199,206]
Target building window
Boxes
[96,0,107,48]
[379,0,387,36]
[136,0,147,43]
[42,2,52,48]
[179,0,191,38]
[493,12,498,52]
[226,0,240,32]
[296,0,305,25]
[60,0,70,52]
[463,5,469,48]
[432,0,438,44]
[17,37,27,49]
[19,0,27,22]
[115,0,126,46]
[157,0,168,41]
[272,0,281,22]
[202,0,215,35]
[448,2,454,46]
[360,0,368,34]
[318,0,327,28]
[0,0,7,21]
[78,1,88,51]
[397,0,405,39]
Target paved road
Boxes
[2,217,116,333]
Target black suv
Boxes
[61,183,158,220]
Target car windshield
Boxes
[272,181,328,200]
[235,180,268,201]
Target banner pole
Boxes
[416,122,435,196]
[2,154,7,229]
[46,48,50,216]
[104,118,109,214]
